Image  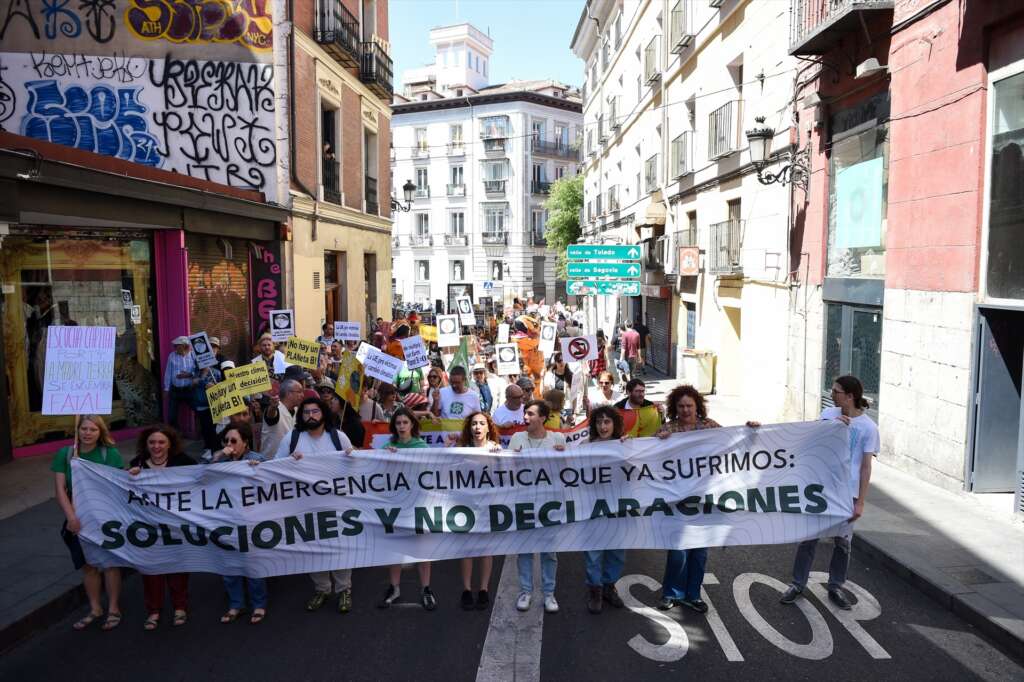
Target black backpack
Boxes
[288,428,344,454]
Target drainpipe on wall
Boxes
[658,0,674,375]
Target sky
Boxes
[389,0,586,89]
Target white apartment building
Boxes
[390,23,582,312]
[571,0,797,422]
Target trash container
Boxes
[680,350,715,394]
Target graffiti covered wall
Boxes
[0,0,278,202]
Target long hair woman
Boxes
[454,410,502,610]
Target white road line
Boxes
[476,555,544,682]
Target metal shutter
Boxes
[186,234,252,365]
[646,297,671,375]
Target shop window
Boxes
[822,302,882,412]
[986,69,1024,300]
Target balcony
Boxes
[669,1,694,53]
[483,138,507,153]
[414,186,430,199]
[444,234,468,246]
[447,183,466,197]
[314,0,359,68]
[482,231,508,245]
[365,175,378,215]
[359,40,393,100]
[412,144,430,160]
[322,157,340,204]
[532,231,547,246]
[708,100,743,160]
[531,138,576,159]
[411,234,432,247]
[447,142,465,156]
[644,37,661,84]
[709,220,743,275]
[480,117,510,140]
[607,186,619,212]
[791,0,894,55]
[671,132,691,177]
[483,180,507,195]
[645,236,668,271]
[531,181,551,195]
[644,155,658,193]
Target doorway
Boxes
[717,306,742,395]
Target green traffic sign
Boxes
[566,261,642,279]
[568,280,641,296]
[567,244,642,261]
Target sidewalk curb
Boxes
[0,583,86,653]
[851,533,1024,660]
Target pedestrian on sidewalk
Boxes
[211,424,269,625]
[620,322,641,381]
[127,425,195,630]
[780,375,878,611]
[510,400,566,614]
[581,406,628,615]
[52,415,125,632]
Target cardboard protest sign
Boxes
[539,322,558,356]
[334,321,361,342]
[494,343,521,376]
[225,363,271,396]
[420,324,438,343]
[437,315,460,347]
[189,332,218,369]
[363,346,403,383]
[560,335,598,362]
[205,379,246,422]
[401,336,429,370]
[284,337,321,369]
[455,296,475,326]
[497,323,510,344]
[42,326,116,415]
[269,309,295,342]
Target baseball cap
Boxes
[172,336,189,346]
[209,337,221,347]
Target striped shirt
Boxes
[164,351,198,390]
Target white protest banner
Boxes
[455,296,475,326]
[42,327,116,415]
[437,315,460,347]
[494,343,520,376]
[269,309,295,342]
[189,332,218,369]
[401,336,429,370]
[539,321,557,356]
[355,342,372,364]
[334,321,361,342]
[363,346,403,383]
[560,335,598,362]
[72,421,852,577]
[497,323,510,344]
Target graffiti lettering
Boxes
[20,79,163,166]
[1,0,41,40]
[0,0,115,42]
[30,51,146,82]
[78,0,116,43]
[125,0,272,51]
[0,59,14,124]
[41,0,80,38]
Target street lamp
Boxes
[745,116,809,191]
[391,179,416,212]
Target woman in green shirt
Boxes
[51,415,124,631]
[379,408,435,610]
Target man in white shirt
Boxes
[252,333,292,377]
[492,384,526,428]
[260,379,304,458]
[275,396,355,614]
[432,365,481,419]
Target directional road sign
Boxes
[566,261,642,279]
[567,244,642,261]
[567,280,641,296]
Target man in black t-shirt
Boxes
[634,317,650,375]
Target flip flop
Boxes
[250,609,266,625]
[220,609,243,624]
[172,610,188,627]
[101,612,122,631]
[73,611,103,630]
[143,614,160,631]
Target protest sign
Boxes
[72,421,852,577]
[539,322,557,356]
[130,305,142,324]
[285,337,320,369]
[205,379,246,422]
[560,335,598,362]
[334,321,361,342]
[437,315,460,347]
[455,296,475,326]
[269,309,295,342]
[420,325,438,343]
[497,323,510,344]
[363,347,403,383]
[401,336,429,370]
[336,352,364,409]
[189,332,218,369]
[225,363,271,396]
[42,326,116,415]
[355,342,372,364]
[494,344,520,376]
[120,290,133,309]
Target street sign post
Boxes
[566,261,642,279]
[567,280,641,296]
[567,245,642,261]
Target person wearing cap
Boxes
[252,333,291,378]
[163,336,199,429]
[470,363,494,414]
[208,337,229,371]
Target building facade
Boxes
[391,24,582,312]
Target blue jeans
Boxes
[584,549,626,587]
[661,548,708,601]
[518,553,558,596]
[223,575,268,610]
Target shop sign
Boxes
[250,243,283,343]
[678,246,700,276]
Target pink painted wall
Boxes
[154,229,192,427]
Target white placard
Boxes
[355,342,372,364]
[560,335,598,362]
[363,346,404,383]
[497,323,510,344]
[455,296,475,326]
[401,336,430,370]
[269,309,295,342]
[42,326,116,415]
[130,305,142,324]
[494,343,521,376]
[334,321,362,342]
[539,321,558,356]
[189,332,218,369]
[437,315,460,347]
[120,289,133,309]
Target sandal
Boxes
[172,610,188,627]
[250,608,266,625]
[220,609,243,624]
[73,610,103,630]
[143,613,160,631]
[101,612,122,631]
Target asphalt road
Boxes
[1,543,1021,682]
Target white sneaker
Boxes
[516,592,532,611]
[543,594,559,613]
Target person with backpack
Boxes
[274,397,356,614]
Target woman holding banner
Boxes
[379,408,436,610]
[52,415,125,631]
[128,425,195,629]
[453,411,501,610]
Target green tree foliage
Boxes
[543,174,584,278]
